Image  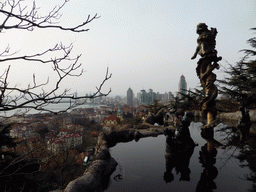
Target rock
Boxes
[65,127,167,192]
[106,130,135,147]
[149,128,159,132]
[134,130,143,141]
[95,147,110,160]
[65,172,101,192]
[65,158,117,192]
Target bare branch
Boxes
[0,0,111,116]
[0,0,99,32]
[0,67,111,114]
[0,43,73,63]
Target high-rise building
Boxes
[138,89,156,105]
[140,89,147,105]
[147,89,156,105]
[179,75,187,99]
[168,91,174,101]
[127,87,134,107]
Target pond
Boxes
[105,121,256,192]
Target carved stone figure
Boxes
[164,112,197,153]
[144,107,180,127]
[145,109,166,125]
[191,23,218,59]
[191,23,222,126]
[164,107,179,126]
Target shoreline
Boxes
[218,110,256,122]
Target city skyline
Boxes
[3,0,255,97]
[88,74,186,98]
[78,87,177,98]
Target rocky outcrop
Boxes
[65,158,117,192]
[65,132,118,192]
[64,129,164,192]
[218,110,256,122]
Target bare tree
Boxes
[0,0,111,190]
[0,0,111,117]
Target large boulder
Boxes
[106,130,135,147]
[65,158,117,192]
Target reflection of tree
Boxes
[237,107,252,143]
[236,136,256,192]
[216,125,256,192]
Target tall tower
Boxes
[147,89,156,105]
[179,75,187,99]
[127,87,134,107]
[139,89,147,105]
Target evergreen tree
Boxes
[0,124,17,164]
[0,124,39,191]
[178,86,205,111]
[219,28,256,109]
[147,100,163,114]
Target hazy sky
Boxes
[2,0,256,97]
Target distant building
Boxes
[147,89,156,105]
[101,115,121,127]
[179,75,187,99]
[138,89,157,105]
[168,91,175,101]
[161,92,168,103]
[127,88,134,107]
[140,89,147,105]
[117,107,123,121]
[47,133,83,154]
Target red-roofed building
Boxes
[101,115,121,127]
[47,133,83,153]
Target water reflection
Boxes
[106,121,256,192]
[216,124,256,192]
[196,129,218,192]
[164,143,195,183]
[164,113,196,183]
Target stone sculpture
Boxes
[163,107,179,126]
[144,107,179,127]
[145,108,166,126]
[191,23,222,127]
[164,112,196,151]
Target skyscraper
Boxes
[147,89,156,105]
[179,75,187,99]
[139,89,147,105]
[127,87,134,107]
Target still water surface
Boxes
[105,122,253,192]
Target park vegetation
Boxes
[219,28,256,110]
[0,0,111,191]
